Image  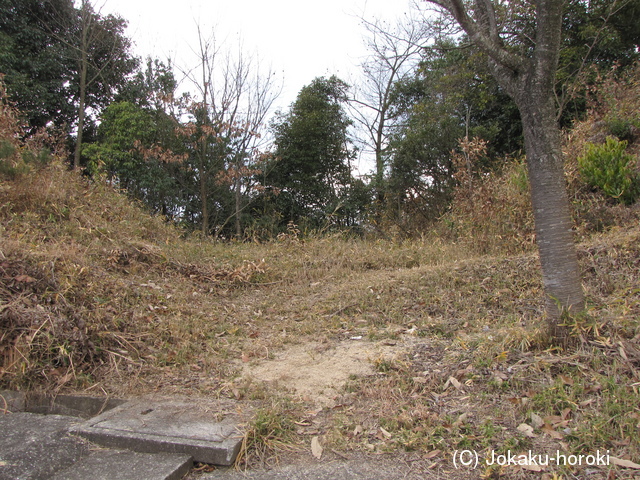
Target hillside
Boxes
[2,69,640,477]
[2,160,640,476]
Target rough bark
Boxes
[518,93,584,339]
[427,0,585,342]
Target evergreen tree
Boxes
[266,76,358,229]
[0,0,76,133]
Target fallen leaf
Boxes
[311,436,323,460]
[541,423,564,439]
[424,449,441,459]
[447,376,463,390]
[586,384,602,394]
[530,413,544,429]
[558,374,574,386]
[14,275,36,283]
[544,415,565,426]
[619,344,629,361]
[610,456,640,469]
[494,371,508,381]
[452,412,468,428]
[514,453,545,472]
[379,427,392,439]
[517,423,536,438]
[353,425,363,436]
[613,438,630,446]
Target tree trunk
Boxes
[235,174,242,238]
[73,4,89,170]
[516,92,584,342]
[200,156,209,235]
[73,62,86,169]
[427,0,585,344]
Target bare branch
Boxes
[428,0,525,74]
[349,10,432,183]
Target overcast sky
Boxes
[101,0,416,111]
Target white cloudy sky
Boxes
[101,0,417,111]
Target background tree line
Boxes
[1,0,639,240]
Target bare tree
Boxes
[423,0,584,342]
[217,47,281,238]
[183,26,280,237]
[350,13,431,200]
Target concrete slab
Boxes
[0,390,125,418]
[0,412,87,480]
[187,456,439,480]
[71,399,243,466]
[0,390,25,413]
[51,449,193,480]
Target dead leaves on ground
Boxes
[170,259,266,287]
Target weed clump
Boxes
[236,400,299,468]
[578,136,639,204]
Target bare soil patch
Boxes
[239,339,403,407]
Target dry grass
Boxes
[2,162,639,477]
[2,67,640,476]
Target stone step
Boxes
[0,412,87,480]
[51,449,192,480]
[0,411,193,480]
[1,392,245,479]
[70,398,243,466]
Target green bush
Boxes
[0,139,16,159]
[605,115,639,142]
[578,136,639,204]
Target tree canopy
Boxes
[266,76,361,229]
[1,0,638,243]
[0,0,137,161]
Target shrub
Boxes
[605,115,639,143]
[0,78,56,178]
[578,136,639,205]
[440,137,534,255]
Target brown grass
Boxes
[2,67,640,476]
[2,162,639,477]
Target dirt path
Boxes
[238,339,404,407]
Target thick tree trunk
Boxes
[428,0,585,344]
[516,93,584,341]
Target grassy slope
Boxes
[2,67,640,475]
[1,162,639,477]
